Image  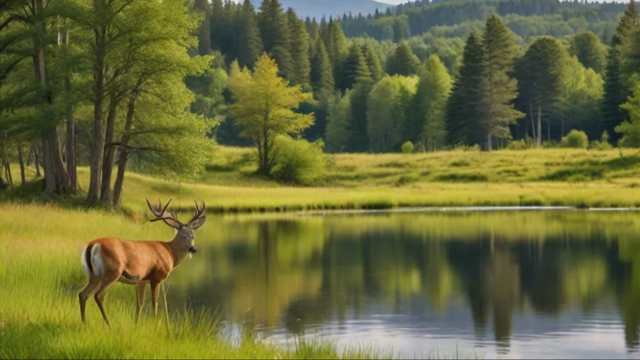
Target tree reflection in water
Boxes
[168,211,640,356]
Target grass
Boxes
[0,203,379,359]
[4,147,640,214]
[97,147,640,211]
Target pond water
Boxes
[167,210,640,358]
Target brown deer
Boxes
[79,199,206,325]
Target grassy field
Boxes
[0,203,379,359]
[95,147,640,212]
[4,147,640,214]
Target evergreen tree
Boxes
[348,55,374,151]
[287,9,311,85]
[237,0,263,68]
[363,44,384,82]
[194,0,212,55]
[310,37,335,94]
[410,55,452,151]
[322,20,349,84]
[210,0,226,52]
[515,37,567,145]
[340,44,371,90]
[258,0,292,79]
[603,0,639,142]
[482,15,523,150]
[386,42,420,76]
[446,33,488,146]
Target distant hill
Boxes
[251,0,391,19]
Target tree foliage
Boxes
[228,55,313,174]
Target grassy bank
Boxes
[97,147,640,212]
[0,203,377,359]
[3,147,640,214]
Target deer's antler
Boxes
[146,198,182,229]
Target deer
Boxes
[79,199,206,326]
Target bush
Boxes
[561,130,589,149]
[270,136,326,185]
[507,139,533,150]
[591,131,612,150]
[401,141,415,154]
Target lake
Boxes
[167,210,640,358]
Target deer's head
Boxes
[146,199,206,254]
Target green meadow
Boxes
[8,147,637,213]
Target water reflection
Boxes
[168,211,640,358]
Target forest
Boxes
[2,0,640,204]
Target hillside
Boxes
[250,0,391,18]
[341,0,626,40]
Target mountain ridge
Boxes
[249,0,391,19]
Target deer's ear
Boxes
[189,216,206,230]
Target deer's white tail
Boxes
[81,244,105,277]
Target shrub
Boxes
[507,139,532,150]
[591,131,612,150]
[561,130,589,149]
[401,141,414,154]
[270,136,326,185]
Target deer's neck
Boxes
[167,238,190,268]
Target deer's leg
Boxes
[93,271,119,326]
[150,281,161,317]
[135,282,146,323]
[79,276,100,323]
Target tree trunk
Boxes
[34,0,70,194]
[100,97,119,206]
[112,91,138,208]
[88,22,106,205]
[536,105,542,147]
[17,144,26,185]
[42,131,70,193]
[32,144,41,177]
[487,134,493,151]
[63,28,77,192]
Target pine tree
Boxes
[287,9,311,85]
[194,0,212,55]
[340,44,371,90]
[446,33,488,146]
[210,0,226,52]
[363,44,384,82]
[603,0,639,142]
[258,0,292,79]
[410,55,452,151]
[348,53,374,151]
[483,15,523,150]
[386,42,420,76]
[237,0,263,68]
[311,37,335,94]
[322,20,349,84]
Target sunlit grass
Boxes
[4,147,640,213]
[0,203,363,359]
